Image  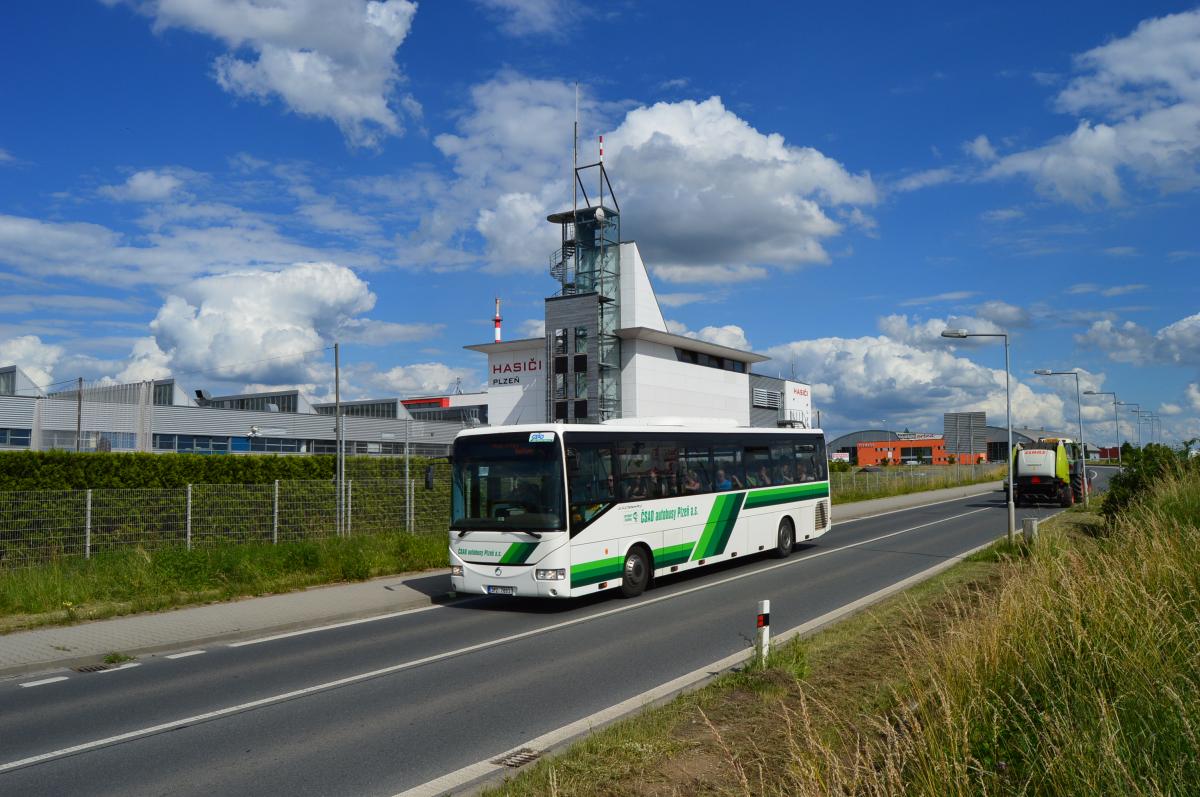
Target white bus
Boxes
[449,422,831,599]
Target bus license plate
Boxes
[487,585,516,596]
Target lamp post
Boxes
[1117,402,1140,449]
[942,328,1015,544]
[1084,390,1120,468]
[1033,369,1088,507]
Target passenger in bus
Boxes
[682,470,702,494]
[628,476,650,500]
[754,465,772,487]
[776,463,793,484]
[714,469,742,491]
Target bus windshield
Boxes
[451,433,566,531]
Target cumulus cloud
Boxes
[428,76,876,280]
[138,262,414,385]
[975,300,1030,326]
[369,362,476,395]
[876,313,1006,349]
[100,169,183,202]
[1068,282,1147,297]
[1188,383,1200,412]
[987,8,1200,204]
[1076,311,1200,366]
[113,0,419,147]
[665,322,752,351]
[892,168,957,192]
[764,333,1069,433]
[0,335,63,388]
[898,290,977,307]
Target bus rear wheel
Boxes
[620,547,651,598]
[773,518,795,558]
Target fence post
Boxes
[85,488,92,559]
[273,479,279,545]
[186,483,192,551]
[347,479,353,537]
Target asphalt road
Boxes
[0,471,1114,796]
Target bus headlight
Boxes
[535,568,566,581]
[450,565,463,576]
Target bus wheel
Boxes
[773,518,795,558]
[620,547,651,598]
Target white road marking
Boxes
[165,651,206,660]
[227,605,441,648]
[19,677,69,689]
[0,505,991,775]
[96,663,140,674]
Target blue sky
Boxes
[1,1,1198,444]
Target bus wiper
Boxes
[523,530,543,538]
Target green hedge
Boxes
[0,450,445,491]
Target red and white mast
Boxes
[493,297,502,343]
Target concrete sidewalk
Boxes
[0,570,452,679]
[0,481,1003,680]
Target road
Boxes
[0,471,1114,796]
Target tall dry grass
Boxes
[774,466,1200,795]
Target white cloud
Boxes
[428,77,876,280]
[100,169,183,202]
[142,261,382,384]
[652,264,768,285]
[116,0,419,147]
[892,168,957,192]
[899,290,977,307]
[964,134,997,161]
[518,318,545,338]
[656,292,710,308]
[1188,383,1200,412]
[1068,282,1147,297]
[764,332,1069,433]
[1103,245,1138,257]
[1076,311,1200,366]
[0,148,15,163]
[473,0,567,36]
[0,335,63,388]
[981,207,1024,222]
[666,321,751,351]
[974,300,1030,326]
[987,9,1200,204]
[877,313,1006,349]
[337,318,443,344]
[370,362,476,395]
[1159,402,1183,416]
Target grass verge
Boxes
[485,468,1200,796]
[0,532,446,634]
[829,466,1005,504]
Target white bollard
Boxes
[756,599,771,665]
[1023,516,1038,544]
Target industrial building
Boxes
[0,365,461,456]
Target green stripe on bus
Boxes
[571,556,624,588]
[653,541,694,568]
[499,542,539,565]
[693,493,745,560]
[743,482,830,509]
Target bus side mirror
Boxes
[425,464,435,491]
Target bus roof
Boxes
[454,422,825,440]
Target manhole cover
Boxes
[492,748,541,768]
[73,663,112,673]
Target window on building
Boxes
[554,372,567,399]
[574,371,588,400]
[573,353,587,374]
[554,401,568,421]
[0,371,15,396]
[153,383,174,406]
[553,328,568,355]
[554,356,568,375]
[574,326,588,354]
[0,428,31,447]
[573,399,588,421]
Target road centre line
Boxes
[19,677,69,689]
[0,505,990,775]
[95,663,140,674]
[228,605,442,648]
[164,651,206,660]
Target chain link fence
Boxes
[0,463,452,569]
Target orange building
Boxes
[856,434,949,466]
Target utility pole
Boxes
[75,376,83,452]
[334,342,343,537]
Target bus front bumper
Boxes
[449,550,570,598]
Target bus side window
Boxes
[681,446,711,494]
[744,446,772,487]
[795,444,815,482]
[769,442,795,484]
[712,446,742,491]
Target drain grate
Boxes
[72,663,113,673]
[492,748,541,768]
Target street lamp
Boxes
[1117,402,1140,448]
[1084,390,1120,468]
[1033,369,1088,507]
[942,328,1015,544]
